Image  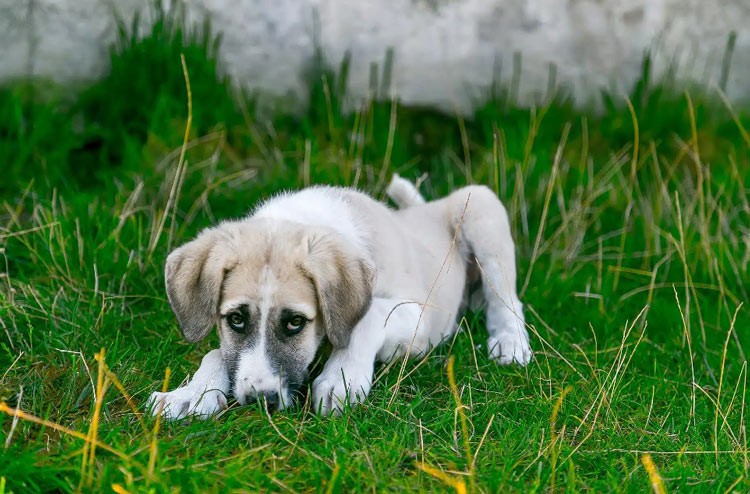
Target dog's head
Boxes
[165,219,374,410]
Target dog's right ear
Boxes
[165,228,237,342]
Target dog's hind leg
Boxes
[445,185,531,365]
[386,174,425,209]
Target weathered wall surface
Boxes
[1,0,748,112]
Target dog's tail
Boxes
[386,174,425,209]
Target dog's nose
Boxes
[261,391,279,409]
[246,391,280,410]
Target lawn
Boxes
[0,6,749,493]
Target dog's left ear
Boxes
[302,231,375,349]
[165,227,237,342]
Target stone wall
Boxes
[1,0,747,112]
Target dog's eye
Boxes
[226,312,246,332]
[284,315,307,335]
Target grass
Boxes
[1,4,749,493]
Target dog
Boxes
[148,176,530,419]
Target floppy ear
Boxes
[302,232,375,349]
[165,228,236,342]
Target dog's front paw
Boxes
[312,364,372,416]
[488,331,532,366]
[148,386,227,420]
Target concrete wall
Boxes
[1,0,748,112]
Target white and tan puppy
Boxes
[148,176,530,419]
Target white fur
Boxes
[147,349,229,419]
[312,297,415,414]
[254,187,370,256]
[233,345,288,407]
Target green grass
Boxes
[1,5,749,493]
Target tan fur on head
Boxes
[165,227,238,342]
[301,230,375,348]
[165,221,375,349]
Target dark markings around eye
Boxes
[279,308,310,336]
[222,304,259,336]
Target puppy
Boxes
[148,176,530,418]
